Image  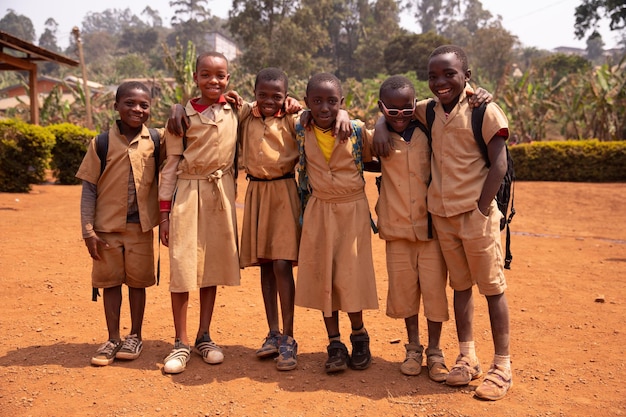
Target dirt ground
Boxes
[1,174,625,417]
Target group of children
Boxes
[77,44,513,401]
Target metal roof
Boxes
[0,30,79,70]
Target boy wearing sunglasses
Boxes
[374,75,450,381]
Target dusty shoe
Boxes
[475,364,513,401]
[91,339,122,366]
[426,347,449,382]
[195,332,224,364]
[349,331,372,370]
[446,354,483,386]
[116,334,143,360]
[400,343,423,376]
[163,339,191,374]
[256,331,282,358]
[276,335,298,371]
[325,340,349,373]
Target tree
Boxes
[586,31,606,61]
[384,31,450,79]
[0,9,35,42]
[38,18,60,53]
[168,0,216,53]
[574,0,626,39]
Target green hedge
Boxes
[0,120,55,192]
[510,140,626,182]
[47,123,97,185]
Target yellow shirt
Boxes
[313,125,336,162]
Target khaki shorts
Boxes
[431,200,507,296]
[92,223,155,289]
[385,239,449,322]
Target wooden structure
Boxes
[0,30,79,125]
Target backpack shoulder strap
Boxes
[472,102,490,167]
[425,99,436,147]
[95,131,109,175]
[148,128,160,182]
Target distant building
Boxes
[205,32,240,62]
[553,46,586,56]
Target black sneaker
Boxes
[349,331,372,370]
[325,340,349,373]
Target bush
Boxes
[48,123,97,185]
[510,140,626,182]
[0,119,55,192]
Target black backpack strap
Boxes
[471,102,490,166]
[95,131,109,175]
[425,99,436,239]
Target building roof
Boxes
[0,30,79,69]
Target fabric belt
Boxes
[246,172,295,182]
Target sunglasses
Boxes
[379,100,416,117]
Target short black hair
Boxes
[379,75,415,99]
[196,51,228,71]
[306,72,342,97]
[255,67,288,92]
[115,81,151,103]
[429,45,469,72]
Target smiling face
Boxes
[194,55,230,105]
[304,80,344,130]
[255,78,287,117]
[428,51,470,110]
[114,87,151,131]
[379,86,415,134]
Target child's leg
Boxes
[260,263,280,334]
[426,319,442,350]
[425,319,448,382]
[198,285,217,340]
[128,287,146,340]
[348,311,371,370]
[453,288,474,346]
[273,260,295,337]
[446,288,482,386]
[323,311,349,373]
[486,292,510,357]
[401,314,424,376]
[103,285,123,342]
[171,291,189,345]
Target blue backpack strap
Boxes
[349,121,378,234]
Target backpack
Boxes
[294,121,378,234]
[91,128,162,301]
[426,100,515,269]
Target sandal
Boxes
[475,364,513,401]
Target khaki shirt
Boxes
[426,86,509,217]
[76,123,164,233]
[239,103,300,179]
[376,126,431,242]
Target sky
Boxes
[1,0,620,52]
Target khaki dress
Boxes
[295,121,378,317]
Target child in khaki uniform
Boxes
[425,45,512,400]
[238,68,302,371]
[76,81,164,366]
[159,52,240,374]
[374,75,450,382]
[295,73,378,374]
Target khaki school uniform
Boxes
[76,123,164,288]
[426,86,509,296]
[160,99,240,293]
[238,103,301,267]
[375,124,448,321]
[295,120,378,317]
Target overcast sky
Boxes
[2,0,620,51]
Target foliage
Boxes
[574,0,626,39]
[0,120,55,192]
[47,124,97,185]
[510,140,626,182]
[0,9,35,42]
[384,32,451,79]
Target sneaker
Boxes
[276,335,298,371]
[400,343,423,376]
[349,331,372,370]
[116,334,143,360]
[426,347,449,382]
[446,354,483,386]
[256,331,281,358]
[163,339,191,374]
[325,340,349,373]
[195,332,224,364]
[475,364,513,401]
[91,339,122,366]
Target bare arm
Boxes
[478,136,507,215]
[80,180,109,260]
